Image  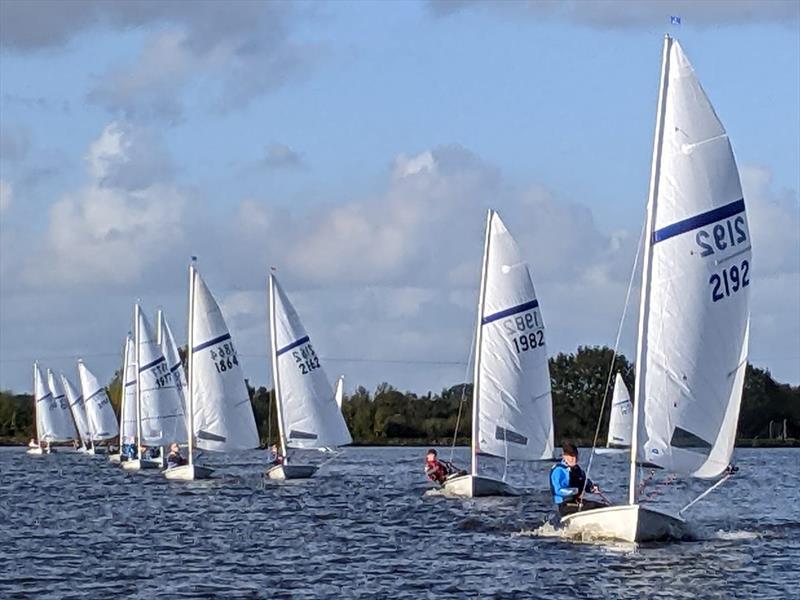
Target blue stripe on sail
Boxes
[124,380,136,388]
[37,393,53,403]
[170,362,182,373]
[652,199,745,244]
[193,333,231,354]
[277,336,310,356]
[138,356,165,373]
[482,299,539,325]
[85,389,105,402]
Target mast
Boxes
[134,303,143,457]
[629,34,672,505]
[471,209,492,476]
[119,337,129,446]
[186,262,196,466]
[268,274,288,457]
[33,362,38,444]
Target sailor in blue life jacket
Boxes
[121,438,138,459]
[550,443,608,518]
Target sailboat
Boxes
[442,210,554,497]
[110,335,137,463]
[78,360,119,454]
[335,375,344,410]
[122,305,188,471]
[163,263,261,480]
[561,36,752,543]
[267,273,353,480]
[594,374,632,455]
[46,369,79,451]
[28,362,64,455]
[60,372,93,452]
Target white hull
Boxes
[120,458,163,471]
[26,446,45,455]
[163,464,214,481]
[266,463,317,480]
[440,474,519,498]
[108,453,122,463]
[559,504,687,543]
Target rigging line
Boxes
[583,219,646,496]
[450,312,478,463]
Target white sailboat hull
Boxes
[440,474,519,497]
[594,447,628,455]
[26,446,45,455]
[163,464,214,481]
[559,504,687,543]
[266,463,318,480]
[108,453,122,463]
[120,458,163,471]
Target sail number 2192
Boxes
[709,260,750,302]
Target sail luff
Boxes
[630,34,673,505]
[471,209,492,476]
[134,304,143,449]
[186,265,195,463]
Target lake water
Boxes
[1,446,797,598]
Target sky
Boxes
[1,0,798,395]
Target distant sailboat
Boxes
[45,367,78,446]
[163,263,260,481]
[78,360,120,454]
[122,305,188,471]
[595,374,633,455]
[561,36,752,542]
[28,363,58,454]
[267,274,352,480]
[110,335,137,464]
[442,210,554,497]
[60,372,92,452]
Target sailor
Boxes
[166,443,187,468]
[424,448,464,485]
[121,438,137,459]
[550,442,606,517]
[269,444,285,466]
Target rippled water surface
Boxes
[1,446,798,598]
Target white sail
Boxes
[475,211,554,461]
[137,308,188,446]
[120,335,138,442]
[269,275,352,450]
[159,312,188,406]
[78,360,120,441]
[637,40,751,479]
[189,269,260,451]
[33,363,55,442]
[46,368,78,442]
[335,375,344,410]
[60,372,92,445]
[606,373,632,448]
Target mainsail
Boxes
[60,372,92,446]
[189,268,260,452]
[606,373,632,449]
[46,368,78,442]
[33,363,56,442]
[635,39,751,480]
[78,360,120,441]
[269,274,352,450]
[159,311,188,406]
[136,307,188,446]
[474,211,554,462]
[335,375,344,410]
[120,335,138,442]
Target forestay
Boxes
[638,40,751,479]
[190,271,260,451]
[137,310,188,446]
[78,360,120,441]
[46,368,78,442]
[607,373,633,448]
[270,275,352,450]
[476,212,554,461]
[60,373,92,446]
[120,336,138,442]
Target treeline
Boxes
[1,346,798,445]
